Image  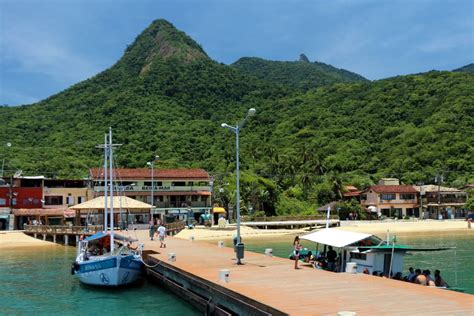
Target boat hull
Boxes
[74,254,143,286]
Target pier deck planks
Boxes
[144,236,474,315]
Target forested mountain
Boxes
[231,55,367,91]
[1,19,473,215]
[453,63,474,73]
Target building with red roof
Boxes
[343,185,362,200]
[89,168,212,224]
[361,181,420,218]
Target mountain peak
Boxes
[117,19,210,75]
[299,53,310,63]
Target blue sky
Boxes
[1,0,472,106]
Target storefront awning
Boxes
[212,207,226,214]
[12,208,74,217]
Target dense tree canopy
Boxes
[1,19,472,214]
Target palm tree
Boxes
[329,173,345,201]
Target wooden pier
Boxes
[144,236,473,315]
[22,221,186,246]
[24,224,103,245]
[240,219,340,230]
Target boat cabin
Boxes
[301,229,408,276]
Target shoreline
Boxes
[337,219,473,235]
[0,231,61,250]
[1,220,472,249]
[175,219,473,241]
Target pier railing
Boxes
[241,215,339,222]
[165,221,186,235]
[24,225,103,235]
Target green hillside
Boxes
[1,20,473,215]
[453,63,474,73]
[231,55,367,91]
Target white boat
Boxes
[71,128,144,286]
[300,228,453,276]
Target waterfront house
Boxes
[343,185,362,201]
[360,179,419,218]
[89,168,212,225]
[0,176,89,229]
[416,185,467,219]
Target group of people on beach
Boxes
[363,266,449,288]
[149,219,167,248]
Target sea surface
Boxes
[1,231,472,315]
[0,246,199,315]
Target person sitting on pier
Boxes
[393,272,403,280]
[415,269,427,286]
[423,270,436,287]
[313,253,327,269]
[434,270,449,288]
[407,267,416,282]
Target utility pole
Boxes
[417,182,424,219]
[435,173,443,220]
[9,174,13,212]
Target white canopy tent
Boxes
[71,196,152,211]
[300,228,373,248]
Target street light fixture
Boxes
[221,108,256,265]
[147,155,160,221]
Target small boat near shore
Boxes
[71,128,145,286]
[72,231,144,286]
[294,228,454,278]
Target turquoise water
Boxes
[1,232,472,315]
[230,231,474,294]
[0,246,199,315]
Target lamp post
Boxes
[435,173,443,220]
[147,155,160,222]
[416,181,424,219]
[221,108,256,265]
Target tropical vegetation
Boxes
[0,19,473,215]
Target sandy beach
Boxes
[0,220,471,249]
[338,219,473,235]
[174,219,473,241]
[174,225,304,241]
[0,231,60,249]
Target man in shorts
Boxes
[157,224,166,248]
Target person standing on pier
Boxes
[326,246,337,272]
[293,236,302,269]
[157,223,166,248]
[149,221,157,241]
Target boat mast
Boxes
[104,133,108,232]
[109,127,115,252]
